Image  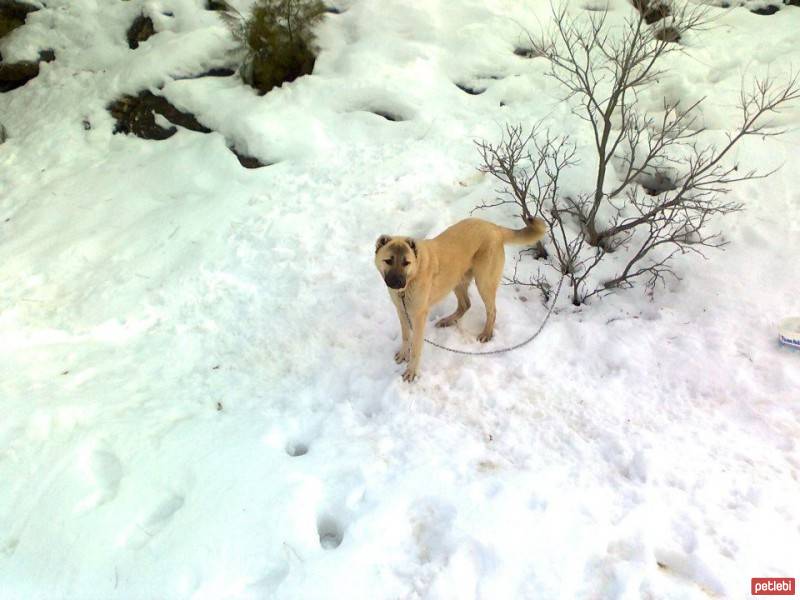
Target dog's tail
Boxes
[501,216,547,245]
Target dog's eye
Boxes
[383,259,392,265]
[402,260,410,267]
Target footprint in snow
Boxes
[1,537,19,557]
[76,446,123,512]
[118,493,185,548]
[653,548,725,597]
[285,441,309,457]
[317,515,344,550]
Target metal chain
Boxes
[399,276,563,356]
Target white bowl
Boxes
[779,317,800,350]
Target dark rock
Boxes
[230,147,269,168]
[455,82,486,95]
[127,14,155,49]
[108,91,211,140]
[205,0,229,10]
[643,2,670,23]
[631,0,671,23]
[513,47,539,58]
[203,67,235,77]
[0,0,38,38]
[637,171,677,196]
[193,67,236,78]
[750,4,780,14]
[653,26,680,43]
[170,67,236,82]
[0,59,39,92]
[0,49,55,92]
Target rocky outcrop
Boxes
[0,49,55,93]
[0,1,38,39]
[108,91,211,139]
[127,14,155,49]
[108,90,269,168]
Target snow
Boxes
[1,0,799,598]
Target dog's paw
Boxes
[394,347,410,363]
[477,332,493,343]
[435,317,455,328]
[402,367,418,382]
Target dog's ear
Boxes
[406,238,417,256]
[375,235,391,253]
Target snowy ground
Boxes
[1,0,799,598]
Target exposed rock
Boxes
[199,67,235,77]
[230,147,269,168]
[653,26,680,43]
[631,0,671,24]
[0,60,37,92]
[637,171,677,196]
[108,90,271,170]
[175,67,236,80]
[643,2,670,23]
[513,47,540,58]
[750,4,780,14]
[455,82,486,96]
[108,91,211,140]
[0,49,52,92]
[0,60,32,92]
[0,0,38,38]
[205,0,229,10]
[127,14,155,49]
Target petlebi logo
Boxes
[751,577,795,596]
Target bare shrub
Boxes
[477,2,799,305]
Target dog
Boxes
[374,216,547,381]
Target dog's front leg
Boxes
[403,307,428,382]
[392,301,411,363]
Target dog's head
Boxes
[374,235,419,291]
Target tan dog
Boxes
[374,217,547,381]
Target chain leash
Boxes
[399,276,563,356]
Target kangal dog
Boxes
[374,217,547,381]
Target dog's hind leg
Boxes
[435,278,471,328]
[474,250,503,343]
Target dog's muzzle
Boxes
[385,273,406,290]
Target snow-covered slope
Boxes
[1,0,799,598]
